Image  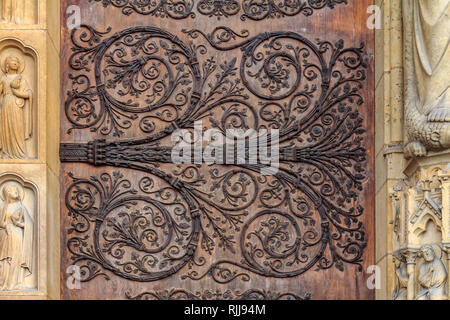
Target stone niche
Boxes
[0,172,37,295]
[0,38,37,160]
[391,152,450,300]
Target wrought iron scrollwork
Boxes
[197,0,240,18]
[126,288,311,300]
[89,0,196,19]
[241,0,348,21]
[65,171,201,281]
[62,24,369,285]
[89,0,348,20]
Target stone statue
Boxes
[404,0,450,157]
[392,255,408,300]
[0,55,33,159]
[0,182,33,291]
[415,245,448,300]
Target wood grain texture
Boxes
[60,0,375,300]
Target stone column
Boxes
[404,249,418,300]
[443,245,450,298]
[375,0,407,300]
[440,169,450,242]
[0,0,59,299]
[441,170,450,298]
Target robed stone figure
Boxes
[413,0,450,121]
[0,184,33,291]
[0,55,33,159]
[404,0,450,156]
[415,245,448,300]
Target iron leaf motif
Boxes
[61,24,369,287]
[89,0,348,20]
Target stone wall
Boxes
[377,0,450,300]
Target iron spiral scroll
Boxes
[61,23,369,285]
[89,0,348,20]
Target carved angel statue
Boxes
[415,245,448,300]
[404,0,450,157]
[0,183,33,291]
[0,55,33,159]
[392,254,408,300]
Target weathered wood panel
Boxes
[60,0,375,300]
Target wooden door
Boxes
[60,0,375,300]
